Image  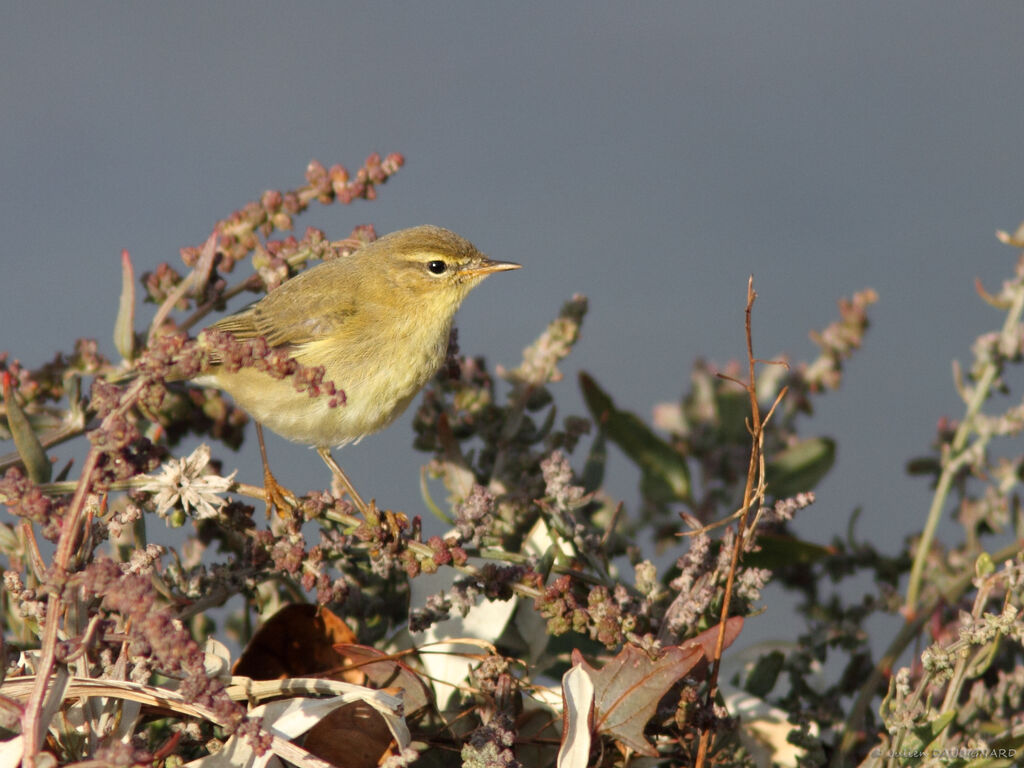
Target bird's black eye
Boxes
[427,260,447,275]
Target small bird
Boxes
[193,225,520,515]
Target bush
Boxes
[2,157,1022,767]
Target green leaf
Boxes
[2,373,51,483]
[974,552,995,578]
[745,533,834,570]
[742,650,785,698]
[965,636,1002,679]
[766,437,835,497]
[579,372,690,502]
[906,456,941,477]
[580,428,607,494]
[964,760,1017,768]
[899,709,956,759]
[714,389,752,444]
[114,248,136,362]
[963,733,1024,768]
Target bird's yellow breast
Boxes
[202,306,452,448]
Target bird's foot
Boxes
[316,446,369,516]
[263,466,299,519]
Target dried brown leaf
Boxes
[570,617,744,756]
[233,604,361,682]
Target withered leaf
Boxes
[569,617,743,756]
[233,603,361,682]
[302,700,395,768]
[334,643,434,716]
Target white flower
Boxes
[140,444,236,519]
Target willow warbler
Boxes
[194,225,520,513]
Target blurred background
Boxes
[3,4,1023,646]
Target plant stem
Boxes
[832,538,1024,767]
[904,274,1024,613]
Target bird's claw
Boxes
[263,467,299,519]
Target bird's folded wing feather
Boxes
[209,263,359,351]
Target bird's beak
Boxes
[467,258,522,278]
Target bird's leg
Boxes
[316,446,369,515]
[256,422,298,518]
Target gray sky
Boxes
[3,4,1023,607]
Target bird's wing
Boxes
[209,261,359,351]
